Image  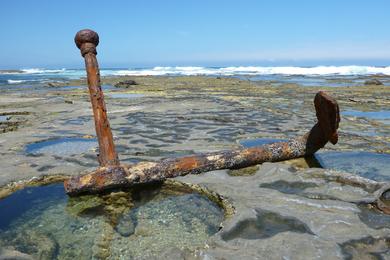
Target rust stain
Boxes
[94,172,107,188]
[79,174,93,186]
[75,29,119,167]
[175,156,200,171]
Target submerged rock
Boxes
[114,80,138,88]
[115,212,137,237]
[221,208,313,241]
[0,231,59,260]
[66,195,103,216]
[0,181,225,259]
[0,248,34,260]
[228,165,259,176]
[340,236,390,259]
[364,79,383,85]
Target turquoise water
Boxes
[0,116,10,122]
[25,138,97,156]
[109,93,145,99]
[315,152,390,181]
[239,138,286,148]
[0,182,224,259]
[343,110,390,125]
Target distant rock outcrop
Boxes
[364,79,383,85]
[114,80,138,88]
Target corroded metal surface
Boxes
[75,29,119,167]
[65,30,340,196]
[64,91,340,195]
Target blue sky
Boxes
[1,0,390,68]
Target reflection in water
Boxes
[25,138,97,156]
[0,115,10,122]
[221,209,313,241]
[239,138,286,148]
[343,110,390,125]
[109,93,145,99]
[315,152,390,181]
[358,204,390,230]
[340,236,390,259]
[0,182,224,259]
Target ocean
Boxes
[1,66,390,88]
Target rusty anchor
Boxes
[64,29,340,195]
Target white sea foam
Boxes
[7,79,27,84]
[113,66,390,76]
[20,68,66,74]
[2,66,390,78]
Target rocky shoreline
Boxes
[0,76,389,259]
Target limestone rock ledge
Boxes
[174,163,390,259]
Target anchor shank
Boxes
[75,29,119,167]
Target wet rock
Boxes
[221,209,313,241]
[0,181,225,259]
[259,180,340,200]
[228,165,259,176]
[259,180,318,194]
[114,80,138,88]
[4,231,59,260]
[0,121,19,134]
[36,165,56,172]
[382,190,390,200]
[103,191,135,225]
[66,195,103,216]
[92,221,114,259]
[177,163,389,259]
[173,194,224,234]
[357,204,390,230]
[340,236,390,259]
[377,188,390,214]
[46,82,57,87]
[115,212,137,237]
[157,247,197,260]
[364,79,383,85]
[0,247,34,260]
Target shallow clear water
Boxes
[315,152,390,181]
[0,116,10,122]
[247,75,353,87]
[0,182,224,259]
[25,138,97,156]
[343,110,390,125]
[239,138,286,148]
[109,93,145,99]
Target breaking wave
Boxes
[20,68,67,74]
[7,80,28,84]
[113,66,390,76]
[1,66,390,78]
[0,68,67,74]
